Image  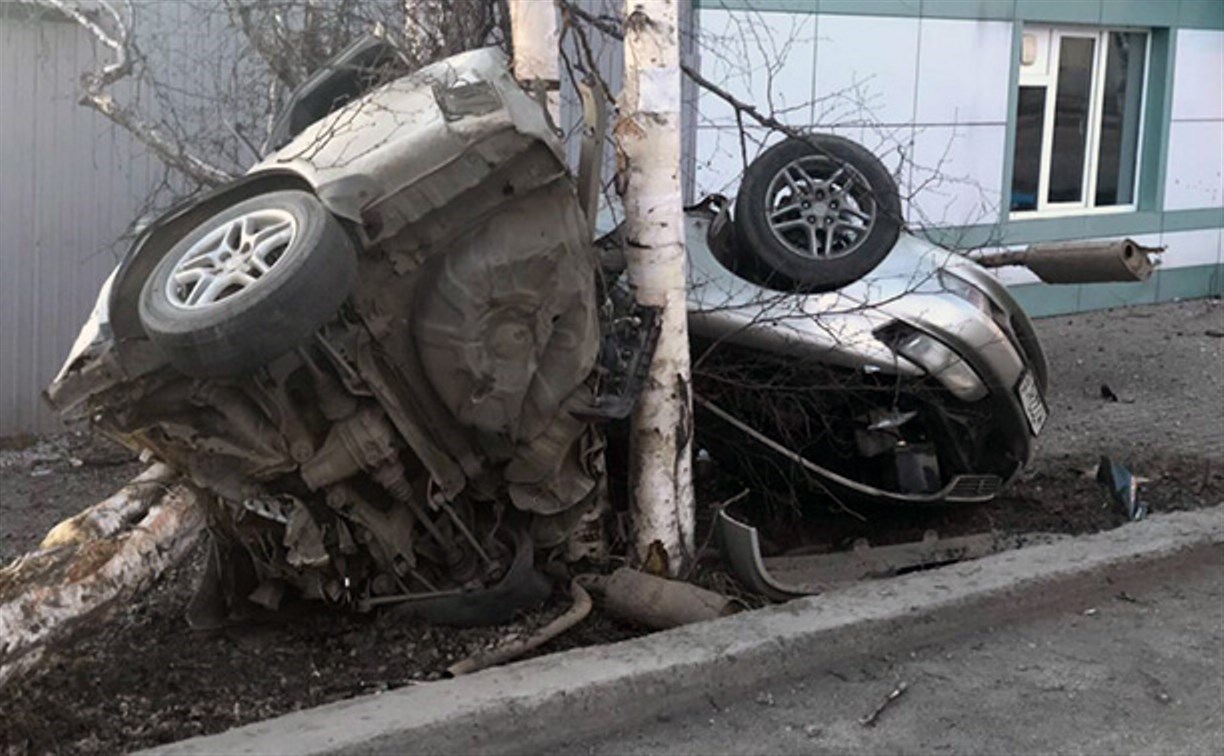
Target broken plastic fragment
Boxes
[1096,455,1148,521]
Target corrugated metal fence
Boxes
[0,2,695,436]
[0,13,160,435]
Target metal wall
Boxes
[0,2,693,436]
[0,14,160,435]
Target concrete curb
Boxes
[151,505,1224,755]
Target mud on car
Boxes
[48,40,1049,622]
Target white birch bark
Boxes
[616,0,694,575]
[403,0,447,58]
[0,471,205,688]
[509,0,561,123]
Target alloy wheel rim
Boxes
[165,208,297,309]
[764,155,877,261]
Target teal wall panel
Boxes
[1179,0,1224,29]
[1014,0,1102,24]
[693,0,1222,28]
[1008,263,1224,317]
[922,0,1018,21]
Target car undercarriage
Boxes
[46,43,1051,625]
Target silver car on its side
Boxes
[683,202,1048,505]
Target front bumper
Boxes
[882,271,1047,476]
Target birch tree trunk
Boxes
[403,0,447,59]
[616,0,694,576]
[0,469,205,687]
[509,0,561,124]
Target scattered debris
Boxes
[1096,456,1148,520]
[858,680,908,727]
[1139,669,1173,705]
[718,509,1068,600]
[446,579,592,676]
[581,568,738,630]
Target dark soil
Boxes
[4,453,1219,755]
[0,432,143,563]
[741,451,1224,561]
[0,541,636,754]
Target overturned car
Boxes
[47,42,1050,620]
[50,47,617,622]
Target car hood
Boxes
[686,214,969,375]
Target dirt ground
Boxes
[0,433,143,563]
[2,299,1222,754]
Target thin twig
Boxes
[682,488,749,581]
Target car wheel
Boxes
[734,135,902,292]
[139,190,357,377]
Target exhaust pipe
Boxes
[973,238,1164,284]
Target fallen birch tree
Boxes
[0,464,206,688]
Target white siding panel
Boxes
[1160,228,1222,269]
[697,9,817,127]
[1163,119,1224,211]
[0,19,156,435]
[692,126,785,198]
[813,14,919,127]
[1171,29,1224,122]
[908,124,1007,227]
[914,18,1013,125]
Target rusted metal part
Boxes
[973,238,1164,283]
[719,508,1069,600]
[582,568,739,630]
[447,578,592,676]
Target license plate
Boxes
[1017,372,1047,436]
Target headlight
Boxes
[891,329,989,402]
[938,269,992,315]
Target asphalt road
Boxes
[548,545,1224,755]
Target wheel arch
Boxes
[108,171,316,364]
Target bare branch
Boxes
[20,0,235,187]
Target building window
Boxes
[1010,26,1149,215]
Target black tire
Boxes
[734,135,902,292]
[139,190,357,377]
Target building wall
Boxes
[0,14,161,436]
[691,0,1224,316]
[0,1,238,436]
